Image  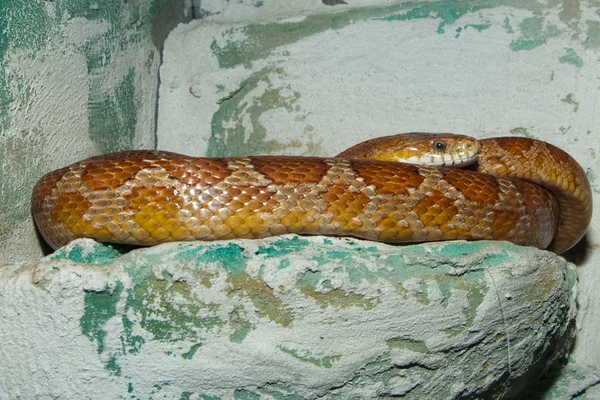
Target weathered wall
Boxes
[157,0,600,398]
[0,0,186,262]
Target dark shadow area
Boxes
[151,0,193,56]
[33,220,55,257]
[461,318,578,399]
[561,233,591,266]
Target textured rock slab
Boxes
[0,236,576,399]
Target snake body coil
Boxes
[32,134,592,254]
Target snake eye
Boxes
[432,139,448,152]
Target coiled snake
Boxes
[32,134,592,254]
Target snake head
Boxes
[337,133,481,167]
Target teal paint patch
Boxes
[106,355,122,376]
[278,259,291,269]
[559,48,584,67]
[382,1,494,34]
[182,343,203,359]
[277,345,341,368]
[509,17,561,51]
[80,282,124,354]
[229,320,254,343]
[201,243,248,276]
[229,309,255,343]
[503,16,515,33]
[561,93,580,112]
[455,24,491,38]
[257,236,312,258]
[50,241,122,265]
[121,315,145,354]
[209,3,418,69]
[208,67,302,157]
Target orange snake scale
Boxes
[31,135,592,254]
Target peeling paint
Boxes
[586,20,600,48]
[559,47,584,67]
[387,338,430,353]
[509,17,561,51]
[277,345,341,368]
[80,282,124,355]
[209,67,302,157]
[455,24,491,38]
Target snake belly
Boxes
[32,150,559,251]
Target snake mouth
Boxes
[395,152,479,168]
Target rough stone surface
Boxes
[0,237,576,399]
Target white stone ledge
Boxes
[0,236,576,399]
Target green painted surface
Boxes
[229,310,255,343]
[209,67,302,157]
[503,16,515,33]
[297,273,376,310]
[80,282,124,355]
[586,21,600,49]
[228,273,295,326]
[209,3,420,69]
[559,0,582,28]
[194,242,248,276]
[234,390,261,400]
[89,68,139,153]
[509,16,561,51]
[277,345,341,368]
[50,240,122,265]
[387,338,430,353]
[455,24,491,38]
[559,48,584,67]
[127,277,224,342]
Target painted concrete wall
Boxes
[157,0,600,398]
[0,0,189,262]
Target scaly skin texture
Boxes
[31,135,592,253]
